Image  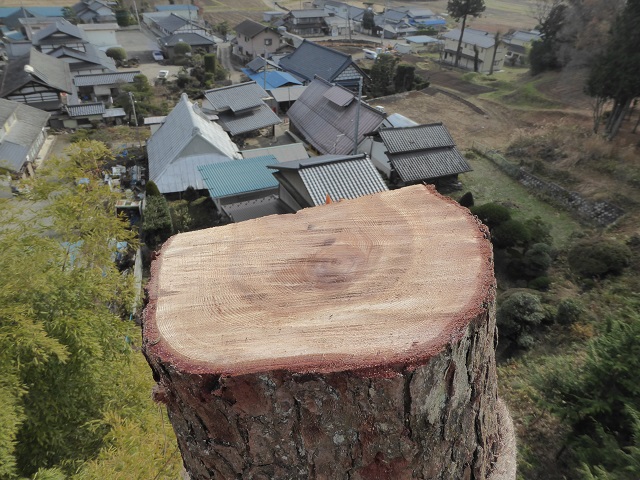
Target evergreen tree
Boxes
[362,9,375,34]
[540,308,640,478]
[369,54,397,97]
[585,0,640,139]
[529,3,567,74]
[447,0,486,68]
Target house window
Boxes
[245,36,249,41]
[264,38,272,46]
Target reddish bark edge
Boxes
[142,185,495,378]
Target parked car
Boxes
[157,70,169,79]
[152,51,164,62]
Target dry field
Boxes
[5,0,540,31]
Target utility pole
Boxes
[132,0,141,31]
[353,76,362,155]
[129,92,141,150]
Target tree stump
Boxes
[143,185,509,480]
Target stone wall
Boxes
[476,149,625,227]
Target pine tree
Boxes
[447,0,486,68]
[585,0,640,139]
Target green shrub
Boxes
[568,239,632,278]
[528,276,551,291]
[106,47,127,62]
[174,42,192,57]
[522,243,553,277]
[556,298,583,325]
[169,200,192,233]
[459,191,474,208]
[145,181,161,197]
[492,219,531,249]
[497,291,546,348]
[143,195,173,248]
[470,202,511,228]
[524,216,553,245]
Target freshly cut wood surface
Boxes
[145,185,493,376]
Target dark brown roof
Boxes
[234,19,268,38]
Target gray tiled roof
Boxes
[0,98,50,172]
[160,32,216,47]
[287,77,385,155]
[379,123,455,153]
[73,71,141,87]
[49,43,117,71]
[270,153,388,205]
[154,13,189,33]
[155,153,232,193]
[246,56,280,72]
[0,49,73,97]
[234,19,268,38]
[147,93,241,194]
[390,147,472,182]
[217,103,281,135]
[67,102,105,117]
[443,28,497,49]
[278,40,353,83]
[203,82,270,113]
[32,19,86,45]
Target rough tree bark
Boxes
[143,185,512,480]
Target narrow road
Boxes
[217,43,244,83]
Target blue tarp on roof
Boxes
[5,30,26,40]
[411,18,446,26]
[241,69,303,90]
[155,4,198,11]
[198,155,280,198]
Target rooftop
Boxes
[198,154,281,198]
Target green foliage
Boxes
[362,9,375,32]
[568,239,631,278]
[145,180,161,197]
[446,0,486,22]
[204,53,217,74]
[497,291,546,349]
[522,243,553,277]
[524,216,553,245]
[215,20,229,38]
[585,0,640,139]
[529,4,566,74]
[169,200,192,233]
[143,195,173,249]
[115,8,133,27]
[540,309,640,478]
[556,298,583,325]
[0,141,138,476]
[459,191,474,208]
[105,47,127,62]
[492,219,532,249]
[369,54,398,97]
[470,202,511,228]
[62,6,80,25]
[174,41,192,57]
[394,64,415,93]
[528,276,551,291]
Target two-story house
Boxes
[233,19,281,59]
[442,28,506,74]
[281,9,329,37]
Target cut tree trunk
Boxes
[143,185,509,480]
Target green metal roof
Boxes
[198,155,280,199]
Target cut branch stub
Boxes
[143,185,507,480]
